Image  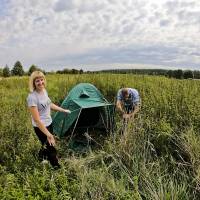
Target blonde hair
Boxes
[29,71,46,92]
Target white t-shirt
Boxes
[27,89,52,127]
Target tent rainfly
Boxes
[52,83,115,138]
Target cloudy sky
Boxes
[0,0,200,71]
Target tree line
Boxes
[0,61,199,79]
[0,61,44,77]
[0,61,84,77]
[99,69,200,79]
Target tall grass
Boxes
[0,74,200,199]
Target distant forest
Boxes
[97,68,200,79]
[0,60,200,79]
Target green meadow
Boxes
[0,74,200,199]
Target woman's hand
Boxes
[47,134,56,146]
[50,103,71,114]
[63,109,71,114]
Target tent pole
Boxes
[69,108,82,142]
[100,110,109,133]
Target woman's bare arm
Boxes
[29,106,55,146]
[50,103,71,113]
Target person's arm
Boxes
[50,103,71,113]
[116,100,124,115]
[128,103,140,118]
[129,103,140,118]
[129,89,141,118]
[29,106,55,146]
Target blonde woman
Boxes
[27,71,70,169]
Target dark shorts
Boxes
[33,124,60,167]
[124,104,135,114]
[34,123,53,145]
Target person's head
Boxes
[121,88,129,100]
[29,71,46,92]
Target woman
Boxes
[27,71,70,168]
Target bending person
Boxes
[116,87,140,120]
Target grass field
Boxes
[0,74,200,199]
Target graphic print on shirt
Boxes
[38,99,51,112]
[41,104,46,110]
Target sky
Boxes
[0,0,200,71]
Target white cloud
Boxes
[0,0,199,70]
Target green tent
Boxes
[52,83,115,138]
